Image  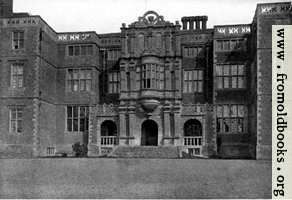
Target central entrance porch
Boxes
[141,120,158,146]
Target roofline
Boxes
[256,1,291,6]
[29,15,57,35]
[214,23,251,28]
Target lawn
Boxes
[0,158,271,199]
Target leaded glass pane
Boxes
[198,70,203,80]
[73,106,78,118]
[67,119,72,132]
[188,71,192,80]
[217,77,223,89]
[67,107,72,118]
[231,65,237,75]
[73,119,79,131]
[86,80,91,91]
[238,77,244,88]
[198,81,203,92]
[238,105,245,117]
[230,105,237,117]
[17,120,22,133]
[231,77,237,88]
[216,66,223,76]
[223,65,229,75]
[238,65,244,75]
[224,77,229,88]
[223,105,229,117]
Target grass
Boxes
[0,158,271,199]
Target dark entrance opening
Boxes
[100,120,118,146]
[101,120,117,137]
[141,120,158,146]
[183,119,202,137]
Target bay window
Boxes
[142,64,163,89]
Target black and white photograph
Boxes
[0,0,292,199]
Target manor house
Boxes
[0,0,291,159]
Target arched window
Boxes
[183,119,202,137]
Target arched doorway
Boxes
[100,120,118,146]
[141,120,158,146]
[183,119,203,155]
[183,119,203,147]
[184,119,202,137]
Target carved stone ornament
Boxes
[129,10,173,28]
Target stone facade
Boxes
[0,0,291,159]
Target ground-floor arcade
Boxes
[0,103,257,159]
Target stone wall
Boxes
[254,2,292,159]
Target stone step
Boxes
[109,146,180,158]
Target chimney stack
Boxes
[181,15,208,30]
[202,16,208,30]
[181,17,188,30]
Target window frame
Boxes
[216,104,246,134]
[11,63,24,89]
[183,69,204,93]
[183,46,203,58]
[216,38,246,51]
[215,64,245,89]
[141,63,162,89]
[108,71,120,94]
[12,31,24,50]
[67,44,94,56]
[66,105,89,133]
[9,106,23,133]
[107,49,121,61]
[67,68,92,92]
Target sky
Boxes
[13,0,289,33]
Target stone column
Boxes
[135,66,141,91]
[120,70,126,91]
[129,112,138,145]
[165,68,171,91]
[130,71,136,94]
[96,118,102,154]
[174,112,182,146]
[163,111,171,146]
[175,68,181,97]
[119,112,128,146]
[157,116,163,146]
[164,112,171,137]
[88,106,99,156]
